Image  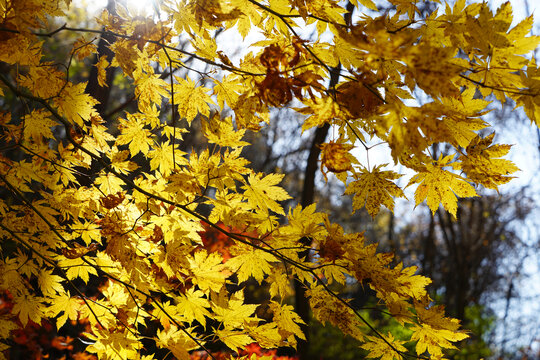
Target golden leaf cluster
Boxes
[0,0,538,359]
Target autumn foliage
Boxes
[0,0,539,359]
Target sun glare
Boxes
[126,0,159,16]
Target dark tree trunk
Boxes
[294,4,354,358]
[85,0,117,117]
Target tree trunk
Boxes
[294,2,353,353]
[85,0,117,117]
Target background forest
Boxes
[1,0,539,359]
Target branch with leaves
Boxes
[1,1,539,360]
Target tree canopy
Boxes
[0,0,539,359]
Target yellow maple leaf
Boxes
[23,109,56,142]
[134,70,169,112]
[410,300,468,357]
[297,97,339,133]
[246,322,282,349]
[236,15,252,39]
[226,248,277,284]
[213,291,259,328]
[411,322,468,358]
[320,140,355,182]
[177,288,211,328]
[268,270,292,299]
[345,165,406,217]
[408,156,477,217]
[116,113,155,156]
[101,280,129,307]
[47,291,80,329]
[242,173,291,215]
[153,300,179,330]
[18,65,65,98]
[0,315,18,339]
[188,250,227,293]
[458,134,519,190]
[0,34,42,66]
[110,147,138,175]
[516,58,540,126]
[156,326,198,360]
[54,82,98,127]
[0,342,9,360]
[110,39,139,77]
[148,140,186,176]
[350,0,378,11]
[12,294,44,326]
[173,76,213,124]
[215,329,254,351]
[269,301,306,341]
[86,328,143,360]
[96,55,109,87]
[361,333,407,360]
[395,264,431,300]
[202,115,249,148]
[72,37,97,61]
[57,256,98,283]
[192,36,218,61]
[38,269,64,297]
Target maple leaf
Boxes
[0,342,9,360]
[350,0,378,11]
[23,109,56,141]
[226,248,277,284]
[246,322,282,349]
[269,302,305,341]
[297,97,339,132]
[86,328,143,360]
[0,314,18,339]
[236,14,252,39]
[148,140,186,176]
[345,165,406,217]
[420,87,490,148]
[12,294,44,327]
[96,55,109,87]
[213,291,259,329]
[153,300,179,330]
[38,269,65,297]
[361,333,407,360]
[155,325,198,360]
[134,70,169,111]
[101,280,129,307]
[320,140,355,182]
[173,77,213,124]
[215,328,254,351]
[110,147,138,175]
[407,156,477,217]
[72,37,97,61]
[116,113,155,156]
[192,36,218,61]
[176,288,211,328]
[54,82,98,127]
[47,291,81,329]
[57,257,98,284]
[188,250,228,293]
[202,115,250,148]
[457,134,519,190]
[0,34,42,66]
[412,324,467,358]
[242,173,291,215]
[410,301,469,357]
[268,270,292,299]
[395,264,431,300]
